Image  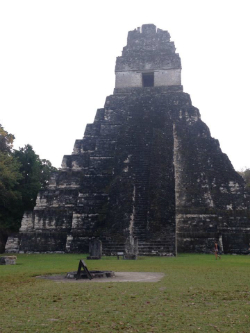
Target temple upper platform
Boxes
[115,24,181,89]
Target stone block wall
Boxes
[115,24,181,89]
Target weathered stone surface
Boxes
[5,236,19,253]
[87,238,102,259]
[124,236,138,260]
[0,256,17,265]
[6,24,250,255]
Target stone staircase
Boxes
[138,240,175,255]
[101,240,126,255]
[101,239,174,256]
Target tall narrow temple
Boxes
[6,24,250,254]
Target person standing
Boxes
[214,242,221,260]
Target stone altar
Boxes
[0,256,17,265]
[87,238,102,259]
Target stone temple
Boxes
[6,24,250,255]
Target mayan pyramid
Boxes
[6,24,250,255]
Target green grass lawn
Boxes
[0,253,250,333]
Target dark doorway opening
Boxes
[142,72,154,87]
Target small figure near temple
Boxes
[214,242,221,260]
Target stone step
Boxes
[138,243,170,249]
[138,243,173,246]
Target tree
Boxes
[40,159,57,189]
[0,126,22,251]
[0,125,57,252]
[13,144,57,219]
[0,124,15,153]
[0,152,22,229]
[238,168,250,193]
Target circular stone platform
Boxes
[66,270,115,279]
[37,272,164,283]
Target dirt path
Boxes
[37,272,165,283]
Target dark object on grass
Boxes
[66,270,115,279]
[76,259,92,280]
[66,259,115,280]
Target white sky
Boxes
[0,0,249,170]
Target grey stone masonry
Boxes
[5,236,19,253]
[5,24,250,255]
[0,256,17,265]
[115,24,181,88]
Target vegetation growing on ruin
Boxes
[0,254,249,332]
[238,168,250,193]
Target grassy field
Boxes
[0,253,250,333]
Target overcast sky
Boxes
[0,0,249,171]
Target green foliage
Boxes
[0,152,22,230]
[0,254,250,332]
[0,126,57,240]
[238,168,250,192]
[13,145,57,213]
[0,124,15,153]
[0,127,22,235]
